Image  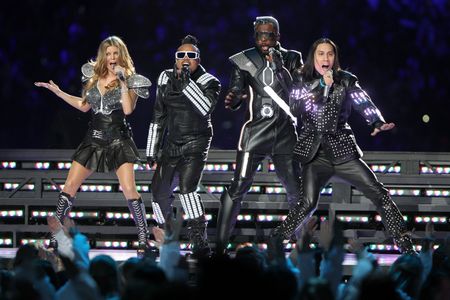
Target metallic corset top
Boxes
[85,83,122,115]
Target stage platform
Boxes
[1,149,449,264]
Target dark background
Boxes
[1,0,449,152]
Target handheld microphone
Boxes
[323,70,333,98]
[182,63,190,73]
[112,63,125,81]
[117,71,125,81]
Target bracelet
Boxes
[319,77,325,87]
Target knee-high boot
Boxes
[215,188,241,252]
[178,191,210,255]
[378,194,416,254]
[187,215,210,256]
[50,191,75,249]
[271,201,312,239]
[127,198,150,257]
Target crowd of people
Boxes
[0,215,448,300]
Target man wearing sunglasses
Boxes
[146,35,221,256]
[216,16,303,251]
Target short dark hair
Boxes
[253,16,279,33]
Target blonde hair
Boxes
[83,36,135,93]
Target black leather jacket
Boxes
[146,65,221,158]
[290,70,386,164]
[227,44,302,154]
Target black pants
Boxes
[302,150,389,212]
[225,151,302,233]
[276,149,414,254]
[151,153,206,221]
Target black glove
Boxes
[180,63,190,87]
[147,156,156,168]
[270,48,284,71]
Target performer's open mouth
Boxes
[260,45,270,52]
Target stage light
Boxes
[370,164,401,173]
[337,215,370,223]
[96,240,129,248]
[265,186,286,194]
[421,165,450,174]
[388,188,422,196]
[414,244,440,252]
[368,243,399,252]
[425,189,450,197]
[268,163,276,172]
[321,187,332,195]
[414,216,447,224]
[20,239,50,247]
[57,162,72,169]
[205,185,225,193]
[1,161,17,169]
[80,184,113,192]
[43,184,63,191]
[248,186,262,193]
[375,215,408,222]
[131,241,158,248]
[30,210,98,219]
[237,214,253,221]
[0,238,13,246]
[3,183,34,191]
[136,185,149,192]
[257,214,286,222]
[0,210,24,217]
[204,163,229,171]
[35,162,50,169]
[181,214,213,221]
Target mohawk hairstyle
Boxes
[181,35,199,46]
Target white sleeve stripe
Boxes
[146,123,158,156]
[183,89,208,116]
[184,86,210,113]
[185,81,211,108]
[197,73,214,85]
[157,71,169,86]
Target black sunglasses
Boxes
[254,31,277,40]
[175,51,199,59]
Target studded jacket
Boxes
[146,65,221,159]
[227,44,302,154]
[290,70,386,164]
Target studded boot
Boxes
[378,194,416,255]
[270,200,312,240]
[187,215,210,257]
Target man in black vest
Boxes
[216,16,303,250]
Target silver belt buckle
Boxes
[92,129,104,139]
